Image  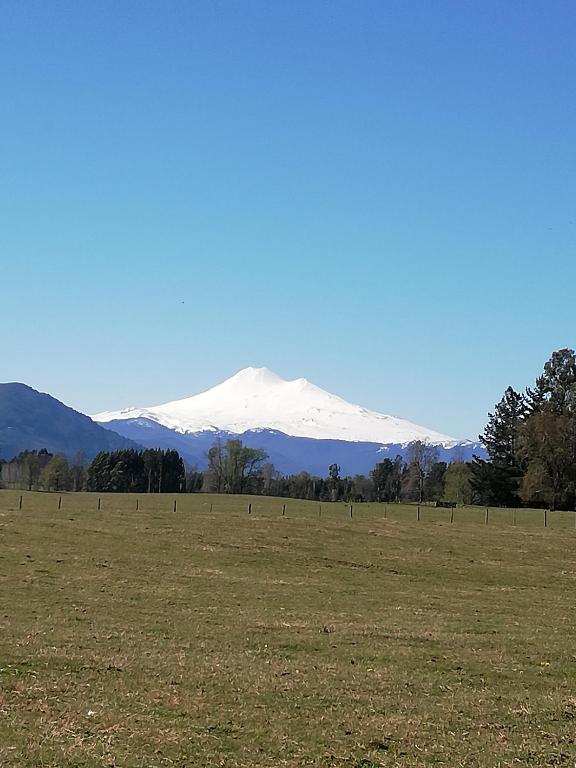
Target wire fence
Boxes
[1,490,575,531]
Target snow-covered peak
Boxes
[213,366,285,391]
[93,367,460,446]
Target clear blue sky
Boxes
[2,1,575,439]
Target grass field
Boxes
[1,491,576,767]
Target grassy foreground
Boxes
[1,492,576,767]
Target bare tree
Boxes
[205,439,225,493]
[408,441,438,504]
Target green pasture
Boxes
[1,491,575,766]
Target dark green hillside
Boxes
[0,383,138,460]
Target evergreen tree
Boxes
[186,470,204,493]
[474,386,527,506]
[526,349,576,416]
[162,449,186,492]
[86,449,183,493]
[424,461,447,502]
[370,457,403,502]
[480,387,527,465]
[328,463,341,502]
[539,348,576,415]
[525,375,548,415]
[469,456,520,507]
[143,449,160,493]
[87,452,113,492]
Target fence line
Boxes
[1,492,576,531]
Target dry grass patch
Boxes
[0,491,576,766]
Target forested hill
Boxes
[0,383,138,460]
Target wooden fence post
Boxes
[349,504,353,518]
[544,509,548,528]
[319,504,322,517]
[136,498,139,511]
[98,497,101,511]
[58,495,62,510]
[384,504,387,519]
[450,507,454,524]
[513,508,516,526]
[248,503,252,515]
[173,499,177,513]
[210,503,213,514]
[417,505,420,521]
[19,495,23,510]
[485,507,489,525]
[282,503,286,516]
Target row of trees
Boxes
[0,449,86,492]
[471,348,576,510]
[255,455,472,504]
[194,437,471,503]
[86,449,186,493]
[202,437,473,503]
[1,441,471,503]
[0,449,187,494]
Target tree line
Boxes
[470,348,576,510]
[0,448,187,494]
[0,439,470,504]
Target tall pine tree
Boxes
[472,387,527,505]
[481,386,527,465]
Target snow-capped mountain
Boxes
[93,366,460,446]
[93,368,483,473]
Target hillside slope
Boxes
[0,383,138,460]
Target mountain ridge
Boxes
[0,383,139,460]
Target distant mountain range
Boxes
[0,370,484,473]
[101,419,481,476]
[0,383,137,460]
[93,367,484,474]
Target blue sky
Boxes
[1,0,575,439]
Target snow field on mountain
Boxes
[93,367,459,446]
